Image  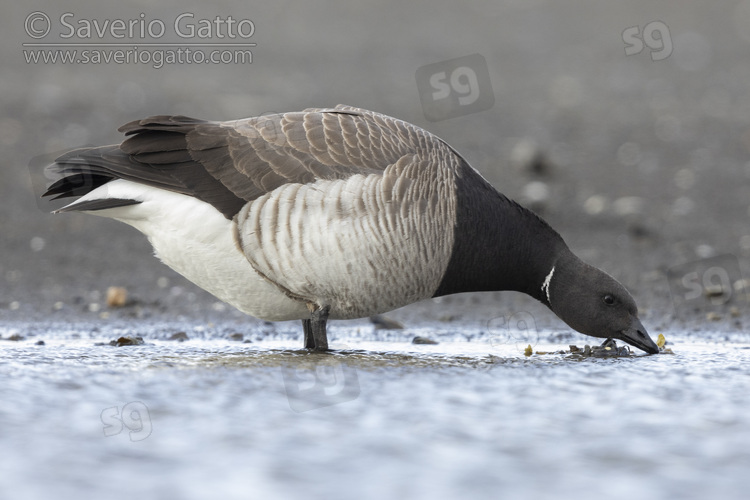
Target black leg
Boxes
[302,319,314,348]
[304,305,330,351]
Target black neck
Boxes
[433,163,568,301]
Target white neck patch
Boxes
[541,266,555,304]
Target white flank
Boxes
[60,179,309,321]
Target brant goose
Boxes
[43,105,659,354]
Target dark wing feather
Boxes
[44,105,462,219]
[43,142,247,218]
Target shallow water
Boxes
[1,325,749,500]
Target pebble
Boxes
[520,181,550,212]
[30,236,46,252]
[704,285,726,298]
[412,336,439,345]
[583,195,608,216]
[109,336,144,346]
[168,331,189,341]
[695,244,715,258]
[106,287,128,307]
[370,315,404,330]
[510,139,548,175]
[612,196,645,216]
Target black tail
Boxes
[42,115,245,219]
[43,146,122,200]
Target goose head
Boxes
[544,252,659,354]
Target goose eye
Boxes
[603,294,615,305]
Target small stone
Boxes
[229,333,244,341]
[35,340,45,345]
[510,139,542,172]
[706,312,722,321]
[521,181,550,212]
[110,336,144,346]
[569,345,580,352]
[524,344,533,356]
[6,334,25,341]
[642,270,664,282]
[30,236,46,252]
[412,336,438,345]
[106,287,128,307]
[628,223,652,240]
[370,315,404,330]
[730,307,741,318]
[168,331,189,341]
[242,339,253,343]
[612,196,645,216]
[695,244,715,259]
[704,285,726,298]
[583,195,608,216]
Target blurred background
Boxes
[3,0,750,329]
[3,2,750,500]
